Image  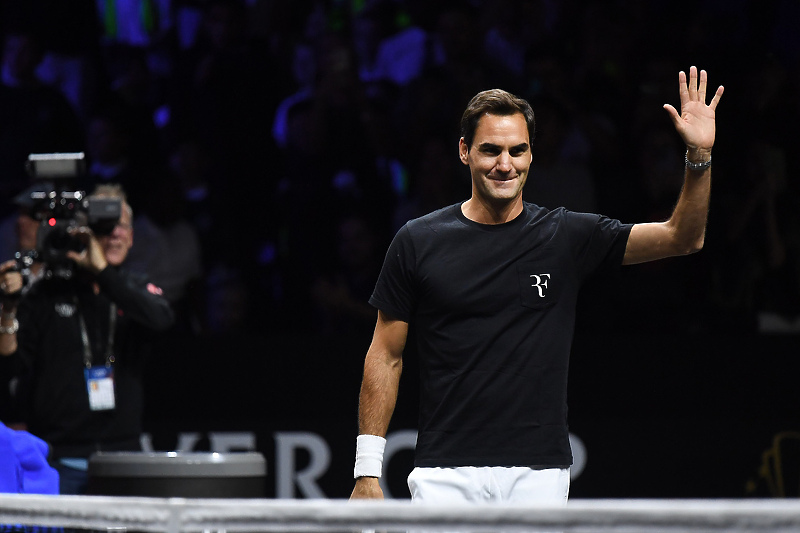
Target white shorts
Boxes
[407,466,570,504]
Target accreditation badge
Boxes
[84,366,116,411]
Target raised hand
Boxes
[663,66,724,158]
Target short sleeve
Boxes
[564,211,633,280]
[369,224,418,322]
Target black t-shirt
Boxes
[370,202,633,467]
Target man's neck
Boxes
[461,197,524,225]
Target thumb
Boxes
[663,103,682,125]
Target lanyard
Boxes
[74,295,117,369]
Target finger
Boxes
[688,66,698,101]
[698,69,708,104]
[65,250,85,264]
[677,70,689,108]
[709,85,724,110]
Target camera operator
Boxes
[0,183,174,495]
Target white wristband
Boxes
[354,434,386,479]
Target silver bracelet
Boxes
[685,150,712,171]
[0,317,19,335]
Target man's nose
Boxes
[496,152,512,172]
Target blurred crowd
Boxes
[1,0,799,351]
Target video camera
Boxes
[21,153,122,279]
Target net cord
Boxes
[3,495,800,532]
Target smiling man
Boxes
[460,110,532,219]
[349,67,723,504]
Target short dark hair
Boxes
[460,89,535,149]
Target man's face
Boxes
[98,205,133,266]
[459,112,532,207]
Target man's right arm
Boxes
[350,309,408,500]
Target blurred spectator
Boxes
[354,0,429,87]
[392,133,462,232]
[166,138,216,259]
[102,45,165,135]
[0,27,84,218]
[396,5,487,157]
[480,0,554,87]
[125,170,203,332]
[612,120,706,333]
[713,140,800,333]
[0,186,48,426]
[29,0,101,122]
[271,40,315,150]
[272,32,395,321]
[83,105,155,212]
[0,185,48,291]
[310,211,385,339]
[167,0,278,199]
[96,0,173,49]
[701,53,800,332]
[523,95,598,213]
[0,421,59,494]
[142,262,275,435]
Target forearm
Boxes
[358,346,402,437]
[623,156,712,265]
[351,348,401,497]
[351,312,406,498]
[665,161,712,254]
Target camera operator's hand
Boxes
[0,259,24,300]
[1,259,22,354]
[66,226,108,274]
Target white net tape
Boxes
[3,495,800,533]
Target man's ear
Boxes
[458,138,469,165]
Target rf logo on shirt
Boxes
[529,274,551,297]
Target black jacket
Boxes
[5,266,173,458]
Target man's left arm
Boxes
[95,267,174,331]
[65,229,174,331]
[623,66,724,265]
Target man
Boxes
[0,184,174,494]
[350,67,723,503]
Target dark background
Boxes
[1,0,799,499]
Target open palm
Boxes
[664,66,724,152]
